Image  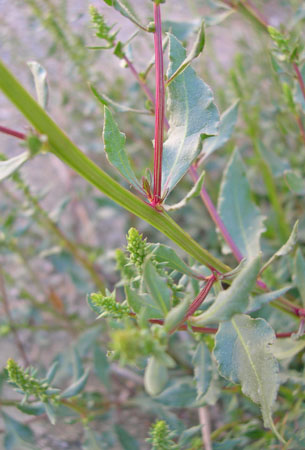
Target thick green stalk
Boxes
[0,60,230,274]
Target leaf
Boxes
[218,149,265,259]
[192,342,212,400]
[284,170,305,195]
[155,379,197,408]
[163,297,190,332]
[2,412,34,443]
[45,361,59,384]
[143,259,171,316]
[166,21,205,85]
[162,20,200,41]
[294,248,305,308]
[191,256,260,326]
[44,402,56,425]
[148,243,202,278]
[200,100,239,162]
[161,33,219,198]
[272,337,305,360]
[73,348,84,379]
[178,425,202,448]
[0,152,30,182]
[165,170,205,211]
[144,357,168,396]
[259,143,290,178]
[90,85,149,114]
[27,61,48,109]
[214,315,284,442]
[93,345,110,388]
[294,63,305,113]
[247,285,293,313]
[17,402,45,416]
[125,286,164,319]
[60,369,89,398]
[114,425,140,450]
[103,106,142,192]
[103,0,148,32]
[260,221,298,273]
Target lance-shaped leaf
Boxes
[165,170,205,211]
[294,248,305,307]
[0,152,30,182]
[218,149,265,259]
[103,0,149,32]
[103,106,142,192]
[161,33,219,198]
[247,285,293,313]
[143,259,171,316]
[272,337,305,360]
[192,341,212,400]
[91,85,149,114]
[27,61,48,109]
[144,356,168,397]
[260,221,298,273]
[214,315,284,442]
[191,256,260,326]
[60,369,89,398]
[199,99,239,163]
[166,21,205,85]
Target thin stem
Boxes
[123,55,155,105]
[295,114,305,145]
[293,63,305,105]
[190,166,244,262]
[0,125,26,140]
[0,266,30,366]
[199,406,212,450]
[152,2,165,205]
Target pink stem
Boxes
[295,115,305,145]
[0,125,26,140]
[123,55,156,105]
[293,63,305,104]
[190,165,244,262]
[152,2,165,205]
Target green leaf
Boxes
[163,297,190,332]
[155,379,197,407]
[103,106,142,192]
[218,149,265,259]
[60,369,89,398]
[143,259,171,315]
[284,170,305,195]
[214,315,284,442]
[148,243,202,278]
[294,248,305,308]
[90,85,149,114]
[260,221,298,273]
[125,286,164,319]
[161,33,219,198]
[114,425,140,450]
[44,402,56,425]
[248,285,293,313]
[191,256,260,326]
[103,0,148,32]
[200,100,239,162]
[2,412,34,443]
[166,21,205,85]
[0,152,30,182]
[192,342,212,400]
[27,61,48,109]
[295,63,305,112]
[165,170,205,211]
[17,402,45,416]
[93,345,110,388]
[272,337,305,360]
[45,361,59,384]
[144,356,168,396]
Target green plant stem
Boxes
[0,60,230,274]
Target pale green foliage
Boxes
[89,290,130,319]
[147,420,178,450]
[89,5,117,48]
[126,227,148,267]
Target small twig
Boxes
[0,266,30,366]
[199,406,212,450]
[0,125,26,140]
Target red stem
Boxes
[293,63,305,104]
[123,55,156,105]
[295,115,305,145]
[0,125,26,140]
[152,3,165,206]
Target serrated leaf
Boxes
[27,61,48,109]
[0,152,30,182]
[294,248,305,307]
[148,243,202,278]
[161,33,219,198]
[191,256,260,326]
[272,338,305,360]
[218,149,265,259]
[60,369,89,398]
[143,259,171,316]
[165,170,205,211]
[103,106,142,192]
[166,21,205,84]
[200,100,239,162]
[214,315,284,442]
[247,285,293,313]
[261,221,298,273]
[284,170,305,195]
[144,356,168,396]
[192,342,212,399]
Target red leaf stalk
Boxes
[152,2,165,206]
[0,125,25,140]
